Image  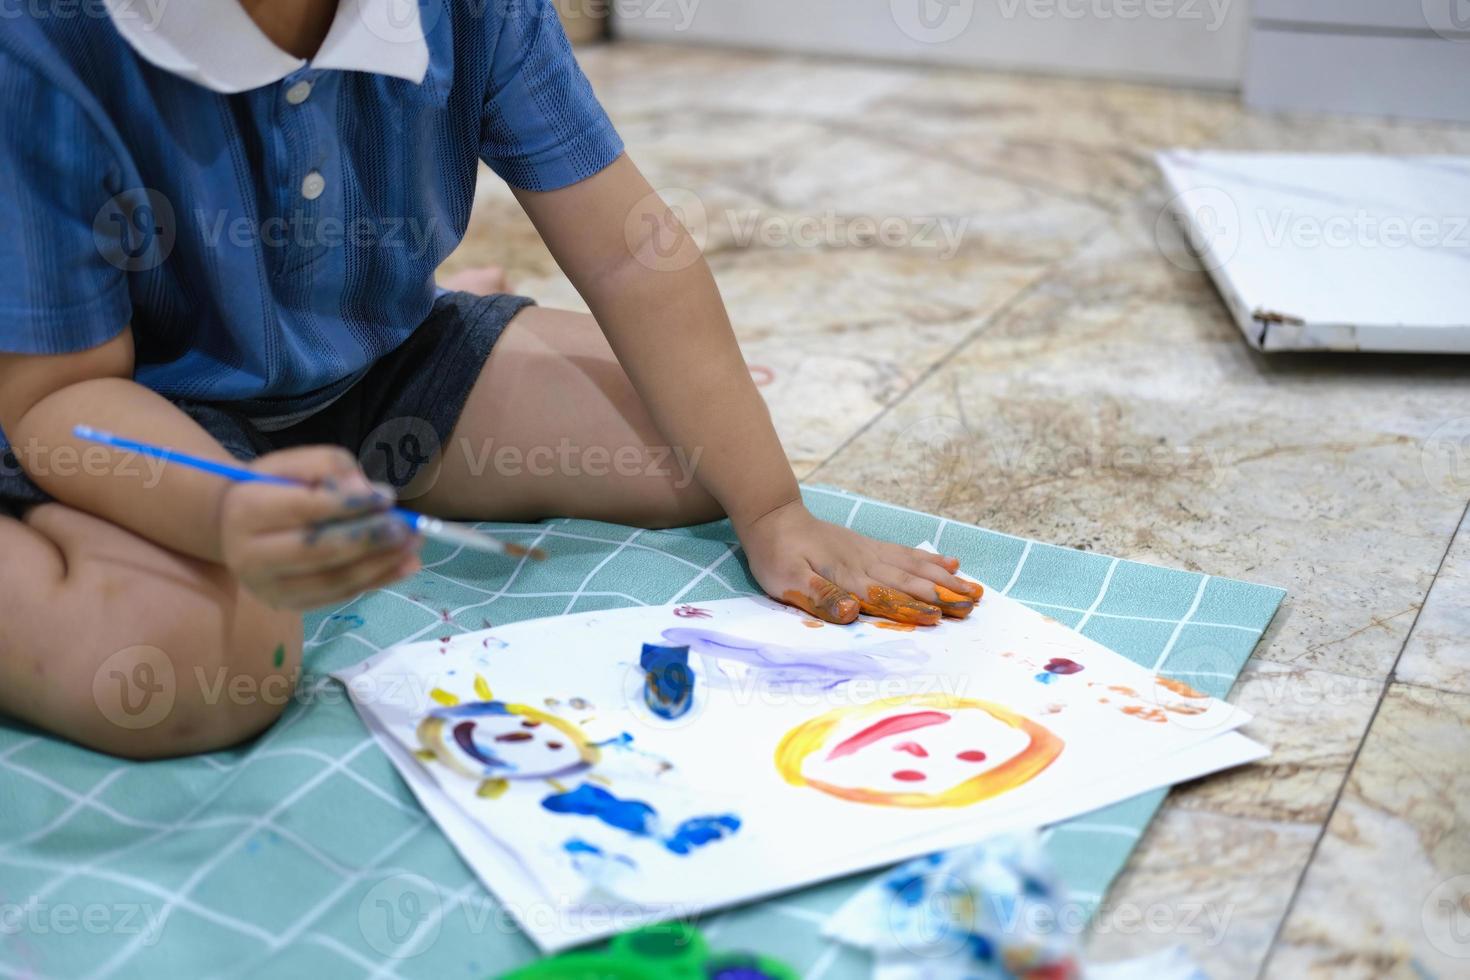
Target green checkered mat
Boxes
[0,486,1284,979]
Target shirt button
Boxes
[301,171,326,200]
[285,80,313,105]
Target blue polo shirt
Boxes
[0,0,622,432]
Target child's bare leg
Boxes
[0,504,301,759]
[410,306,725,528]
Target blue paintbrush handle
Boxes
[74,424,414,526]
[70,424,538,559]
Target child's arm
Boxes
[0,330,420,609]
[513,155,981,624]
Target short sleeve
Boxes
[0,53,132,355]
[479,0,624,191]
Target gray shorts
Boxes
[0,290,534,515]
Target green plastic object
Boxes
[501,922,799,980]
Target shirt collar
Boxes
[104,0,430,94]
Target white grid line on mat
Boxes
[1153,575,1211,672]
[90,740,379,980]
[1075,557,1120,633]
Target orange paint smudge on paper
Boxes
[1165,703,1208,716]
[801,619,824,629]
[860,585,941,627]
[1155,676,1208,699]
[1108,685,1139,697]
[874,621,917,632]
[782,576,860,624]
[1123,706,1167,723]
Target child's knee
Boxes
[56,575,304,761]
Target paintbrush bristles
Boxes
[414,517,545,560]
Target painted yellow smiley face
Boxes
[774,693,1063,808]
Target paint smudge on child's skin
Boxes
[781,575,860,625]
[931,585,976,619]
[272,643,285,668]
[860,585,942,627]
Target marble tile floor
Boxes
[440,41,1470,980]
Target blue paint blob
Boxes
[664,814,740,855]
[640,643,694,720]
[542,783,740,854]
[542,783,658,837]
[1034,672,1058,685]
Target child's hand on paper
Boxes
[738,500,982,625]
[218,447,422,610]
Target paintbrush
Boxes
[73,424,547,561]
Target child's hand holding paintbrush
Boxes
[75,426,543,611]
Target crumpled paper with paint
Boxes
[826,833,1208,980]
[825,831,1081,979]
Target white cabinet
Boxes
[614,0,1250,87]
[1244,0,1470,123]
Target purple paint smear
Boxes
[660,627,929,690]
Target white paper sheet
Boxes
[337,584,1264,952]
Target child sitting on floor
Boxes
[0,0,980,759]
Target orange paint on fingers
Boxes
[859,585,941,627]
[932,584,975,619]
[782,575,860,625]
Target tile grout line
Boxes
[1254,494,1470,980]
